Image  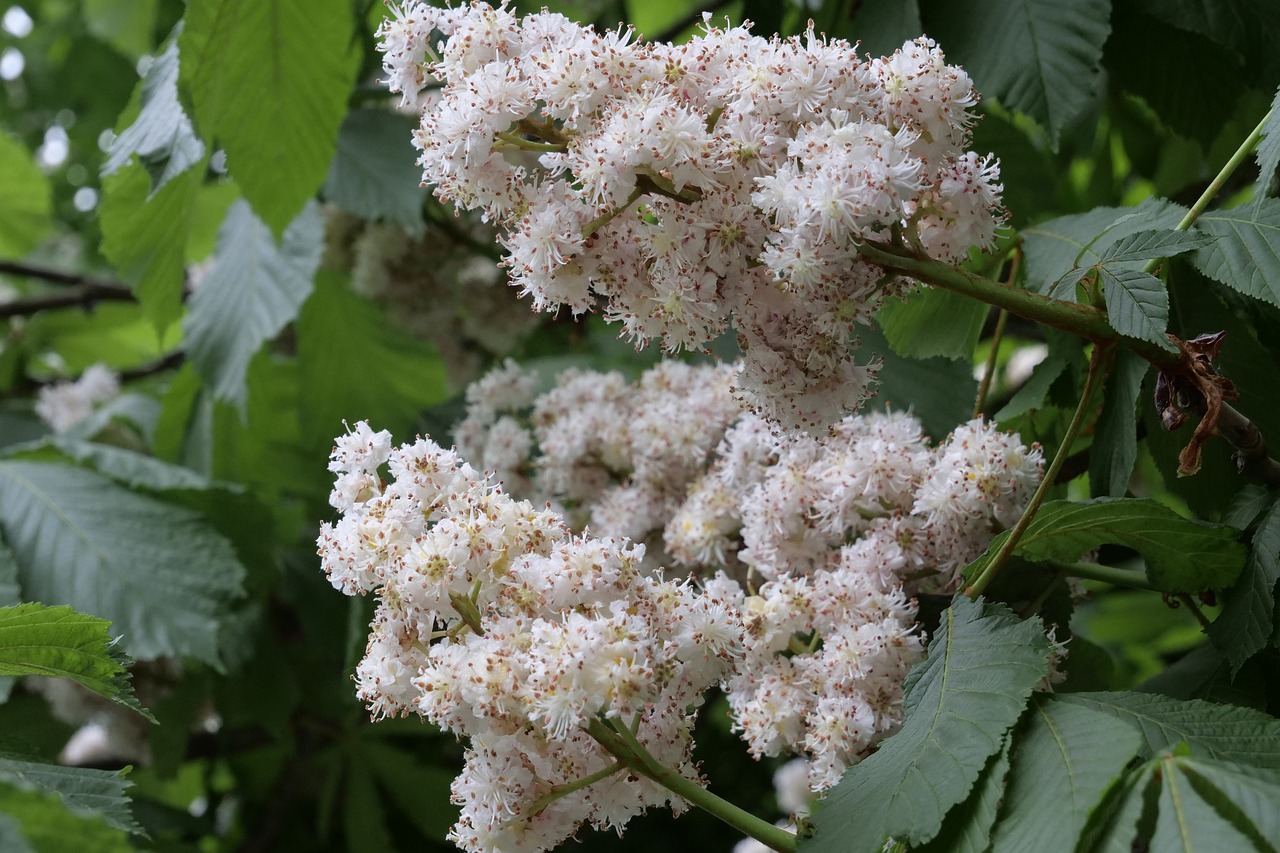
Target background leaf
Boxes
[804,596,1050,853]
[180,0,360,235]
[0,750,139,835]
[1192,199,1280,306]
[876,286,989,361]
[323,108,426,231]
[0,603,151,720]
[1207,498,1280,673]
[1089,349,1148,497]
[963,498,1246,592]
[183,200,323,408]
[0,133,53,259]
[0,460,245,665]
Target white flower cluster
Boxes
[377,2,1003,429]
[451,360,1042,790]
[317,422,743,853]
[34,363,121,433]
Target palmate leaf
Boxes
[1021,200,1187,293]
[1058,692,1280,769]
[962,498,1246,593]
[323,108,426,231]
[1192,198,1280,306]
[99,161,203,333]
[0,749,139,835]
[0,133,52,259]
[180,0,360,236]
[876,286,988,361]
[183,200,323,408]
[1254,86,1280,206]
[1095,229,1216,264]
[1098,267,1177,351]
[0,604,152,721]
[1131,0,1280,82]
[802,596,1050,853]
[1089,349,1148,497]
[925,0,1110,145]
[987,696,1141,853]
[100,29,204,193]
[1207,498,1280,673]
[0,460,245,666]
[1148,755,1267,853]
[915,736,1012,853]
[0,784,133,853]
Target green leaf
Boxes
[101,30,204,193]
[1151,754,1258,853]
[0,815,34,853]
[0,784,134,853]
[1057,691,1280,769]
[342,756,394,853]
[23,437,229,493]
[296,270,450,452]
[1192,199,1280,306]
[84,0,159,59]
[323,108,426,230]
[99,161,204,333]
[1096,229,1216,264]
[180,0,360,236]
[183,200,323,408]
[963,498,1246,593]
[1254,86,1280,206]
[1207,498,1280,673]
[1022,200,1187,293]
[993,350,1070,422]
[987,696,1141,853]
[925,0,1110,145]
[1089,349,1148,497]
[362,739,456,841]
[0,460,245,665]
[1076,760,1158,853]
[0,604,152,721]
[0,133,53,259]
[1098,267,1177,351]
[1131,0,1280,83]
[1181,759,1280,850]
[803,596,1050,853]
[857,323,976,440]
[915,736,1012,853]
[876,286,988,361]
[0,750,139,835]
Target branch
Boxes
[0,283,137,318]
[0,259,130,290]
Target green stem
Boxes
[1049,560,1156,591]
[582,186,645,238]
[495,130,568,153]
[524,761,627,817]
[974,309,1009,418]
[966,345,1110,598]
[1158,109,1272,246]
[584,717,796,852]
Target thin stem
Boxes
[494,130,567,153]
[966,345,1111,597]
[1049,560,1157,591]
[584,717,796,852]
[582,186,645,238]
[1018,567,1066,619]
[523,762,626,817]
[1176,594,1213,631]
[1158,109,1272,246]
[974,309,1009,418]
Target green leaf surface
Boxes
[323,108,426,230]
[0,460,245,665]
[0,814,33,853]
[1207,498,1280,672]
[1022,200,1187,293]
[1098,267,1176,350]
[1181,759,1280,850]
[1058,691,1280,769]
[988,696,1141,853]
[101,31,204,192]
[858,323,977,440]
[1089,349,1148,497]
[876,286,988,361]
[804,596,1050,853]
[1151,754,1257,853]
[1255,86,1280,207]
[0,133,53,259]
[915,736,1012,853]
[0,751,139,835]
[0,603,151,720]
[180,0,360,235]
[296,271,450,452]
[1077,760,1158,853]
[99,161,203,333]
[1096,229,1215,264]
[0,784,134,853]
[1192,199,1280,306]
[994,351,1069,422]
[925,0,1110,144]
[963,498,1245,593]
[362,739,456,840]
[1132,0,1280,82]
[16,437,228,494]
[183,200,323,407]
[83,0,159,59]
[851,0,922,58]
